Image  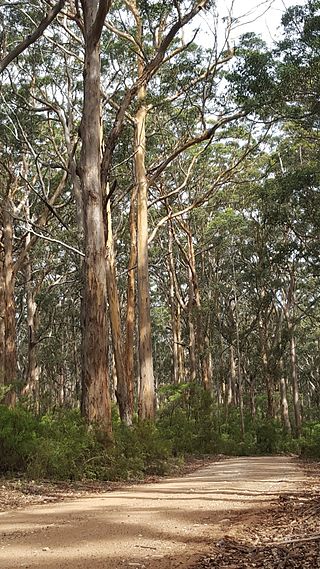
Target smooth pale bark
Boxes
[167,221,186,384]
[124,186,137,423]
[105,196,132,425]
[188,233,201,364]
[248,374,256,421]
[279,357,292,434]
[136,94,156,419]
[289,327,302,435]
[176,303,185,382]
[58,369,65,407]
[202,330,213,392]
[185,228,210,389]
[170,282,179,384]
[3,197,17,406]
[275,308,292,434]
[231,291,245,437]
[284,270,302,436]
[259,314,275,419]
[188,264,197,383]
[133,11,156,419]
[167,223,180,383]
[22,240,40,413]
[201,262,213,392]
[79,0,112,437]
[235,331,245,439]
[228,344,237,408]
[186,230,200,383]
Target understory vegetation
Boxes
[1,384,319,481]
[1,0,320,480]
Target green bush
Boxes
[0,406,105,479]
[256,420,280,454]
[0,397,318,481]
[29,411,99,479]
[0,405,38,473]
[158,382,219,455]
[300,422,320,458]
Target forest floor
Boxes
[0,456,318,569]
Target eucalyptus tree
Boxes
[0,1,80,408]
[0,1,66,73]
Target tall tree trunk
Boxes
[187,231,202,382]
[170,279,179,384]
[279,357,292,434]
[124,186,137,423]
[228,344,237,409]
[79,0,112,438]
[259,315,274,419]
[284,268,302,436]
[248,374,256,421]
[167,223,179,383]
[135,24,155,420]
[3,197,17,406]
[289,326,302,436]
[188,264,197,383]
[232,293,245,438]
[105,195,132,425]
[202,329,213,391]
[167,219,186,383]
[176,303,185,382]
[0,252,5,387]
[22,239,40,413]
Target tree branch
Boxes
[101,0,210,183]
[91,0,113,44]
[148,110,247,184]
[0,0,66,73]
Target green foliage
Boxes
[227,33,277,115]
[300,422,320,458]
[31,411,98,479]
[0,407,175,481]
[0,406,39,473]
[97,421,173,480]
[158,383,220,455]
[0,401,319,482]
[0,406,99,479]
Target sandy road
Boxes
[0,456,304,569]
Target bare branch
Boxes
[21,225,85,257]
[149,110,247,185]
[101,0,210,182]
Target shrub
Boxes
[0,405,38,473]
[29,411,99,479]
[158,382,219,455]
[0,397,318,482]
[255,420,280,454]
[300,422,320,458]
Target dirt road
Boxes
[0,456,304,569]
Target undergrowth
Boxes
[0,383,319,480]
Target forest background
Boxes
[0,0,319,481]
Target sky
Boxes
[221,0,305,42]
[193,0,306,48]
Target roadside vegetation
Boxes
[1,1,319,483]
[1,384,319,481]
